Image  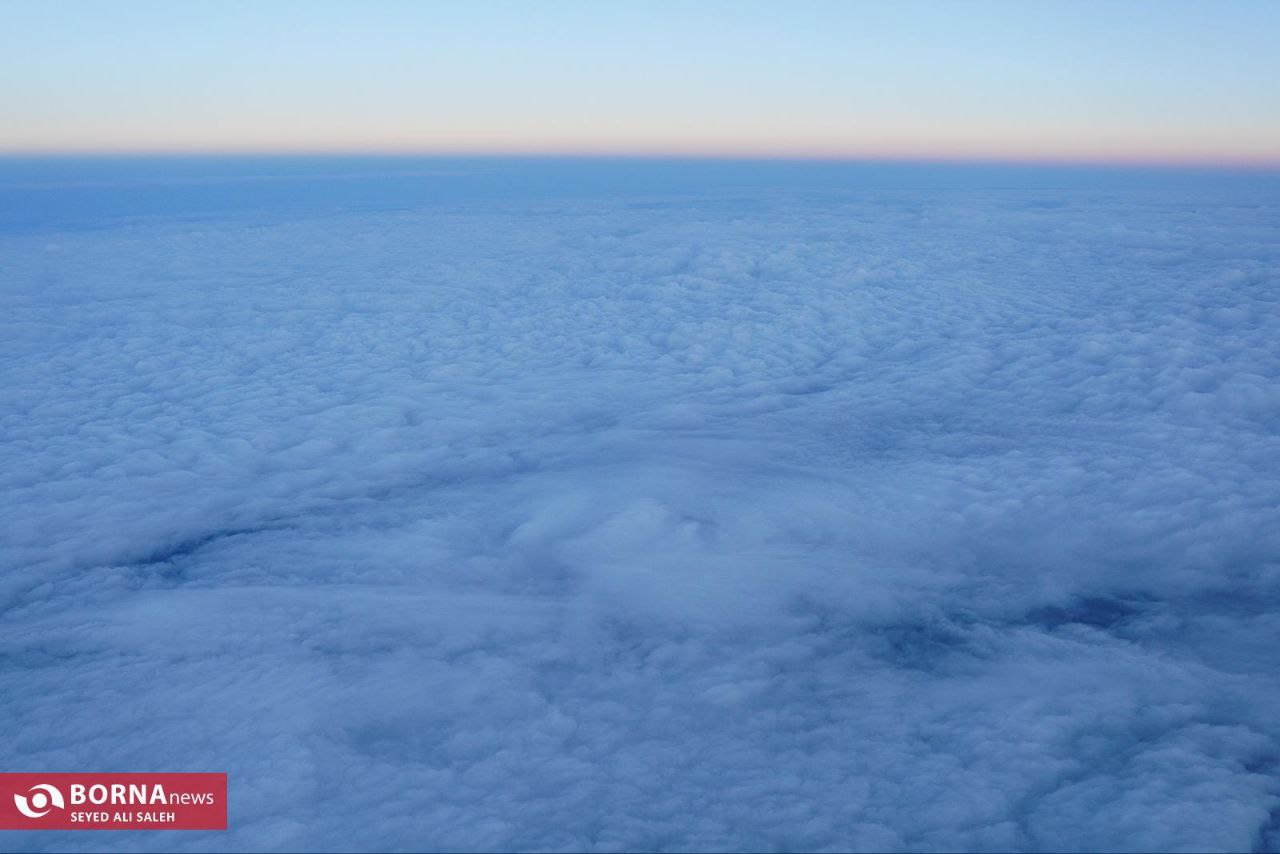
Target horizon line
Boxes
[2,146,1279,172]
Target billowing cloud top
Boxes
[1,160,1279,851]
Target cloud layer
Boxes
[2,173,1279,851]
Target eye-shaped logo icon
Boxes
[14,784,65,819]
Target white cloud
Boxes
[1,176,1278,851]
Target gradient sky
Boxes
[2,0,1278,164]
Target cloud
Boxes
[1,172,1278,851]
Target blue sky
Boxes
[2,0,1278,163]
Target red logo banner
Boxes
[0,773,226,830]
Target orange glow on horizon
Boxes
[3,139,1278,170]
